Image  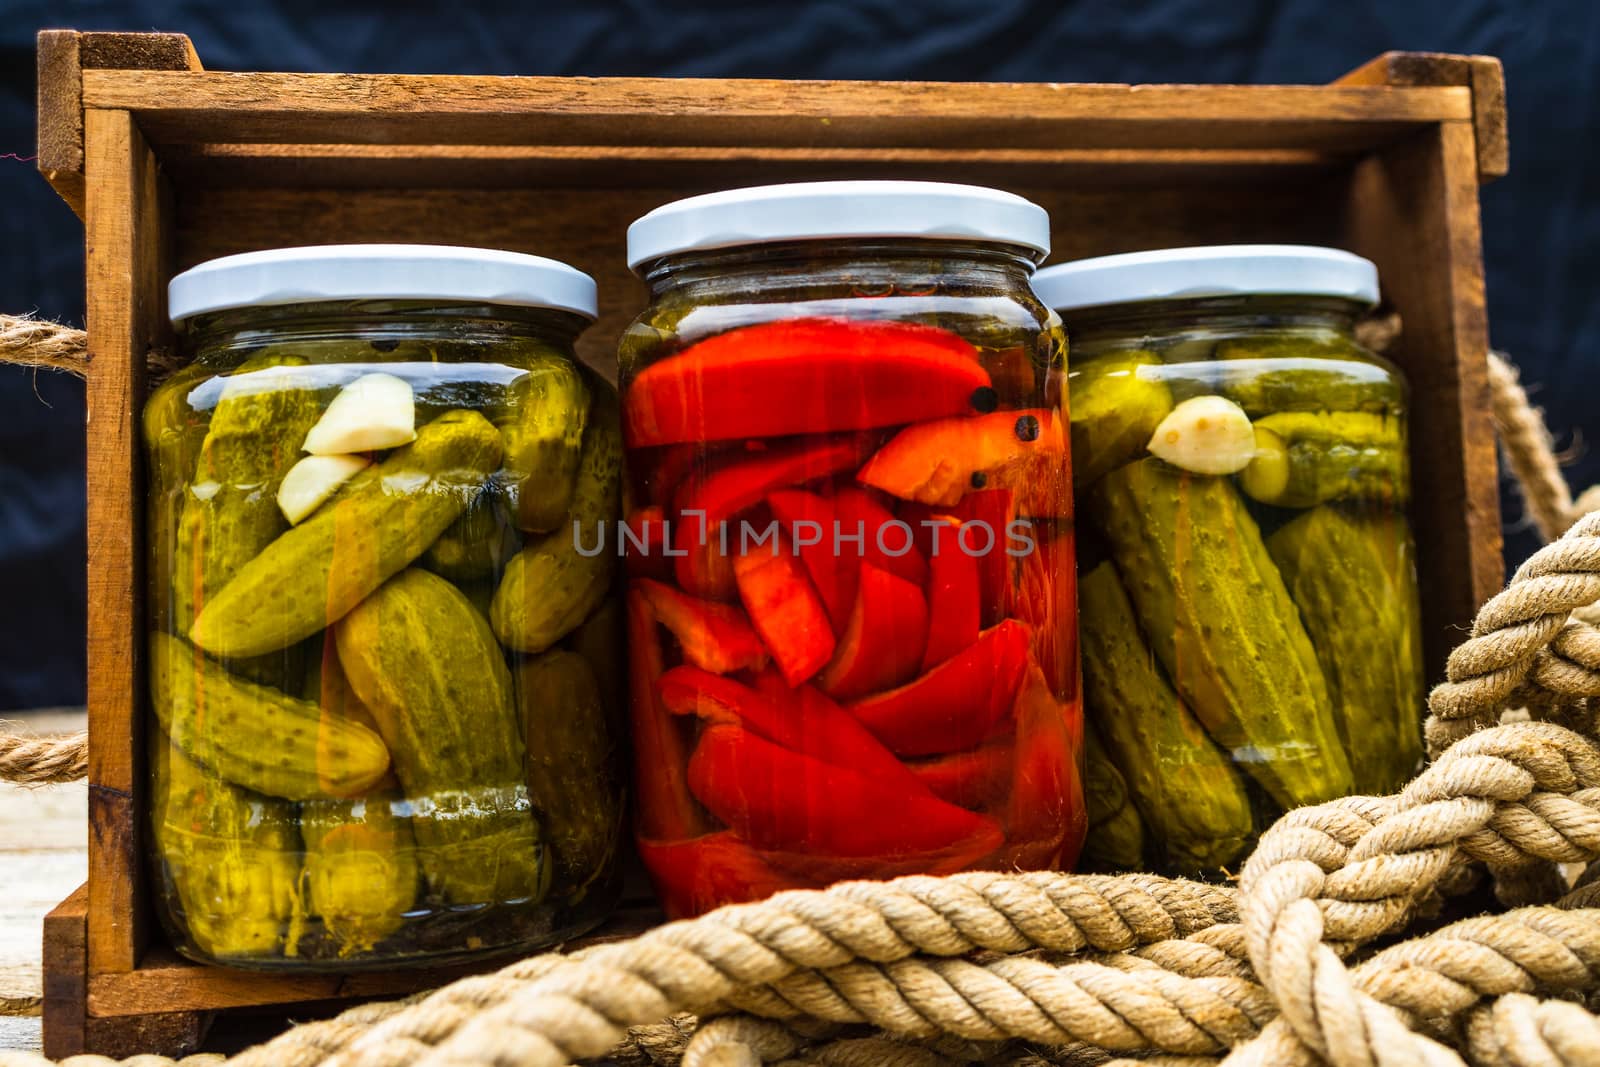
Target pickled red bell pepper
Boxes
[636,831,798,918]
[627,589,704,841]
[833,487,927,586]
[952,488,1020,628]
[766,489,859,632]
[1009,528,1078,699]
[687,723,1002,859]
[676,435,873,527]
[857,408,1067,508]
[624,318,992,447]
[733,541,836,685]
[637,579,768,674]
[908,742,1015,808]
[919,516,981,671]
[1001,662,1086,871]
[846,619,1031,756]
[815,562,929,699]
[658,666,925,789]
[675,535,740,601]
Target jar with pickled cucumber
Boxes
[144,245,624,969]
[618,181,1084,917]
[1034,245,1424,876]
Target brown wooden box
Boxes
[34,29,1507,1057]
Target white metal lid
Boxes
[1032,245,1380,311]
[626,181,1052,271]
[168,244,599,323]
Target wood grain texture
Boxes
[83,110,173,976]
[1342,122,1501,682]
[40,884,85,1058]
[1336,51,1507,181]
[81,70,1470,154]
[35,31,202,217]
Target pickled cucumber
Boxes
[423,479,522,581]
[1212,351,1403,418]
[301,790,419,956]
[498,357,591,532]
[143,362,211,635]
[335,568,547,905]
[514,650,620,895]
[1067,351,1173,487]
[1089,459,1353,809]
[1239,411,1407,509]
[492,386,621,653]
[172,356,323,685]
[1268,508,1425,793]
[1078,561,1254,871]
[565,594,624,728]
[190,410,504,658]
[150,729,304,960]
[150,631,390,801]
[1079,720,1145,870]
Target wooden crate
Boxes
[34,29,1507,1057]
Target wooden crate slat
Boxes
[1335,50,1508,181]
[83,109,172,976]
[80,70,1471,152]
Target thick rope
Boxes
[0,726,87,785]
[0,316,87,374]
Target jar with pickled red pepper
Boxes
[144,245,624,969]
[1033,245,1424,876]
[617,181,1084,917]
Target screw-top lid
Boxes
[626,181,1052,271]
[1033,245,1380,311]
[168,244,598,323]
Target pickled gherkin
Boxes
[1077,561,1253,872]
[301,790,418,956]
[1239,411,1407,509]
[492,386,621,653]
[150,631,390,801]
[565,593,625,728]
[424,480,522,581]
[1268,508,1425,793]
[1066,351,1172,487]
[143,362,212,635]
[1089,459,1353,810]
[497,356,591,532]
[190,410,504,659]
[514,650,621,895]
[335,568,548,905]
[1079,721,1145,870]
[150,730,305,960]
[1212,339,1403,416]
[173,356,323,685]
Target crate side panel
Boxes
[1342,121,1499,683]
[83,109,173,975]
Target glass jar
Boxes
[143,245,624,969]
[1035,245,1423,877]
[618,181,1084,917]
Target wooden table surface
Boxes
[0,710,89,1055]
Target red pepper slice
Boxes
[659,666,925,790]
[636,831,800,918]
[754,828,1003,884]
[952,488,1021,628]
[846,619,1031,757]
[1000,662,1086,871]
[1008,527,1078,700]
[621,505,674,580]
[624,318,991,447]
[919,516,981,671]
[687,723,1003,859]
[675,434,871,528]
[733,541,836,686]
[907,742,1015,809]
[674,537,740,601]
[765,488,858,632]
[815,562,929,700]
[639,442,703,509]
[638,578,768,674]
[857,408,1067,508]
[627,589,705,841]
[833,486,927,587]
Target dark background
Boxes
[1,1,1597,710]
